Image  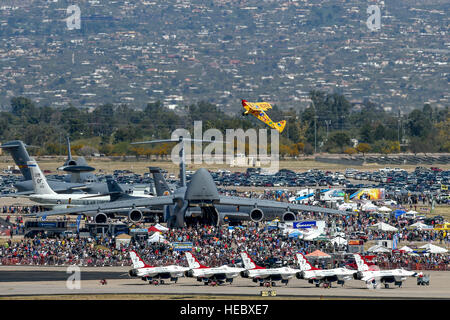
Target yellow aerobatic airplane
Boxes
[241,99,286,133]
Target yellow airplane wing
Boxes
[245,101,273,111]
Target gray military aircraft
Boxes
[0,140,85,194]
[0,139,134,195]
[31,137,350,228]
[57,136,98,184]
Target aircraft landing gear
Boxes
[160,280,165,285]
[384,283,389,289]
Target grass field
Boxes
[2,156,449,176]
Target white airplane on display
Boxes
[239,252,298,287]
[184,252,245,285]
[128,250,189,285]
[353,253,421,289]
[27,160,110,207]
[296,252,357,287]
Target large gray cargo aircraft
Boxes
[31,138,350,228]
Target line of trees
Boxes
[1,93,448,157]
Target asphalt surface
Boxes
[0,270,127,282]
[0,266,449,299]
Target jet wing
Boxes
[0,191,34,197]
[218,196,350,215]
[32,196,175,218]
[59,184,88,191]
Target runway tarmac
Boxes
[0,266,449,299]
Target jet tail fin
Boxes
[296,252,316,271]
[149,167,172,196]
[185,252,208,269]
[0,140,32,180]
[129,250,153,269]
[105,175,129,201]
[66,136,72,162]
[240,252,265,270]
[27,159,57,195]
[354,254,370,271]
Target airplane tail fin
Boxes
[276,120,286,133]
[296,252,315,271]
[240,252,265,270]
[27,159,57,195]
[105,175,128,201]
[66,136,73,162]
[184,252,208,269]
[149,167,172,196]
[354,254,370,271]
[0,140,33,180]
[129,250,152,269]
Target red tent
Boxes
[306,250,331,258]
[148,226,162,232]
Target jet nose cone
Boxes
[184,168,220,202]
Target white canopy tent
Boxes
[147,232,168,243]
[419,243,448,254]
[378,206,392,212]
[115,233,132,246]
[399,245,414,252]
[338,203,357,211]
[154,223,169,232]
[331,236,347,246]
[368,222,398,232]
[362,202,378,212]
[409,222,432,230]
[303,230,325,241]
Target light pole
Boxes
[311,100,318,154]
[325,120,331,141]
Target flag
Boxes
[392,233,398,250]
[76,215,82,233]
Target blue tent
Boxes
[394,209,406,219]
[288,230,302,238]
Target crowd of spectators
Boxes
[0,194,448,271]
[1,220,448,271]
